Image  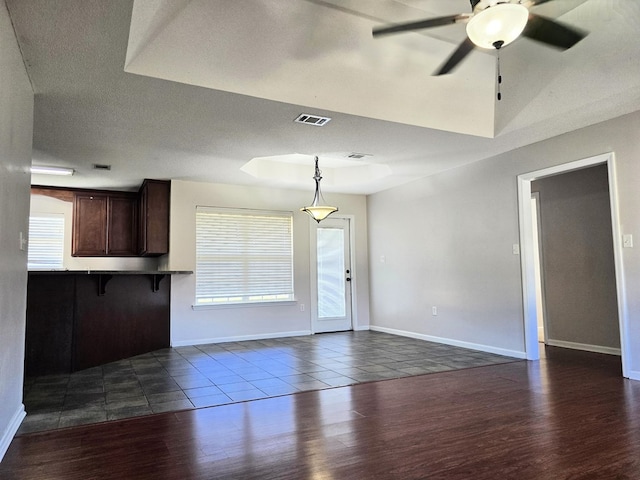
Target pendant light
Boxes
[300,156,338,223]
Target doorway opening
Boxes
[517,153,629,377]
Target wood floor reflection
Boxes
[2,346,637,479]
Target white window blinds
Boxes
[195,207,294,305]
[28,214,64,270]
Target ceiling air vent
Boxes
[294,114,331,127]
[347,153,371,160]
[93,164,111,171]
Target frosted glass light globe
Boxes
[466,3,529,49]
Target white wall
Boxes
[367,152,525,357]
[368,110,640,369]
[164,180,369,346]
[29,194,158,271]
[0,0,33,461]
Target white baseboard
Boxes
[626,370,640,381]
[0,404,25,463]
[353,324,370,331]
[172,330,312,347]
[545,339,621,356]
[172,325,526,359]
[369,325,526,359]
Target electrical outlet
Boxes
[432,306,438,316]
[623,234,633,248]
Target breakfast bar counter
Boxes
[25,270,191,375]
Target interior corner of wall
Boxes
[0,404,26,462]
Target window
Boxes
[195,207,294,306]
[28,214,65,270]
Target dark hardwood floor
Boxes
[2,346,637,479]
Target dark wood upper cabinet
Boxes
[72,192,138,256]
[138,179,170,256]
[72,194,108,256]
[40,179,169,258]
[107,195,138,256]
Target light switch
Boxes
[19,232,27,251]
[623,234,633,248]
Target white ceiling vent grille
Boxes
[347,153,371,160]
[294,114,331,127]
[93,164,112,170]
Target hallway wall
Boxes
[0,0,34,461]
[532,165,620,353]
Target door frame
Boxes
[517,152,629,377]
[309,215,355,333]
[530,191,548,345]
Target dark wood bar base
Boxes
[3,347,635,479]
[25,272,171,375]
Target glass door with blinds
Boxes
[312,217,353,333]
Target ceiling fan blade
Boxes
[522,13,587,50]
[529,0,556,5]
[373,14,469,37]
[434,37,475,76]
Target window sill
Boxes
[192,300,298,311]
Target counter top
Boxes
[28,270,193,275]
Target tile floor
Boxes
[19,331,519,435]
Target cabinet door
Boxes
[108,195,137,255]
[138,182,149,254]
[139,180,170,256]
[72,194,107,256]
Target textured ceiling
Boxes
[7,0,640,194]
[124,0,496,137]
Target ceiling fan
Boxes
[373,0,587,75]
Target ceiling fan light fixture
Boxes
[466,3,529,49]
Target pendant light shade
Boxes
[300,156,338,223]
[466,3,529,49]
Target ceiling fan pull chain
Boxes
[496,49,502,101]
